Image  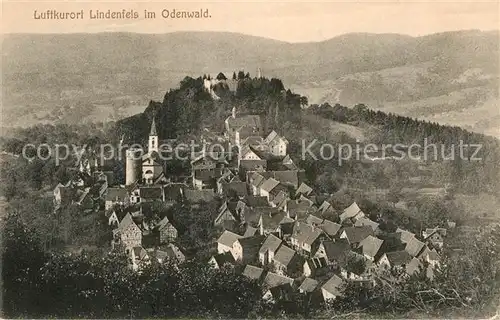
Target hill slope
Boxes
[2,30,499,136]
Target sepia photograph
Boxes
[1,0,499,318]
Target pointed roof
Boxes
[149,117,158,136]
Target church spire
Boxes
[149,116,158,136]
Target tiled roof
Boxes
[406,257,423,275]
[272,171,299,188]
[211,252,235,267]
[385,250,413,266]
[354,217,380,232]
[305,257,328,270]
[259,234,283,254]
[306,214,324,226]
[342,226,374,244]
[183,189,215,203]
[273,245,297,267]
[319,219,342,237]
[118,213,138,231]
[404,237,426,257]
[322,275,344,297]
[260,178,280,193]
[340,202,363,221]
[222,181,248,197]
[322,239,351,263]
[244,195,269,208]
[296,182,314,197]
[299,278,319,293]
[217,230,242,247]
[105,187,128,201]
[359,235,384,259]
[132,246,149,260]
[163,244,186,263]
[241,136,263,147]
[263,272,294,288]
[239,160,267,172]
[396,228,416,244]
[226,115,262,131]
[242,264,264,281]
[237,235,265,249]
[155,216,176,231]
[244,226,258,237]
[271,191,288,207]
[139,187,163,200]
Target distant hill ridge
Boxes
[2,30,498,136]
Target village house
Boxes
[285,199,316,221]
[232,235,266,263]
[262,130,289,157]
[259,178,288,203]
[131,246,150,271]
[217,230,243,254]
[192,167,222,191]
[75,187,94,212]
[239,160,267,178]
[244,226,258,237]
[272,244,303,277]
[242,264,265,282]
[423,228,446,249]
[182,189,216,206]
[113,213,143,252]
[340,202,366,224]
[108,206,137,227]
[354,217,381,234]
[105,187,129,210]
[129,186,164,204]
[221,181,248,199]
[318,219,342,238]
[154,216,178,244]
[306,214,324,227]
[303,257,329,277]
[258,234,283,265]
[262,272,294,289]
[314,239,351,266]
[263,283,296,303]
[156,244,186,264]
[406,257,424,276]
[424,248,441,267]
[248,172,266,195]
[53,181,74,211]
[224,108,263,144]
[208,252,236,269]
[358,235,384,261]
[298,277,320,294]
[214,201,240,229]
[404,236,427,258]
[321,275,344,302]
[378,250,413,271]
[340,225,374,247]
[295,182,314,198]
[292,223,324,254]
[396,228,416,243]
[216,169,236,193]
[267,190,285,209]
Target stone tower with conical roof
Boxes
[148,117,158,153]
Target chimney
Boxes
[232,106,236,119]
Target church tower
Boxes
[148,117,159,153]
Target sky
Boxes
[2,0,499,42]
